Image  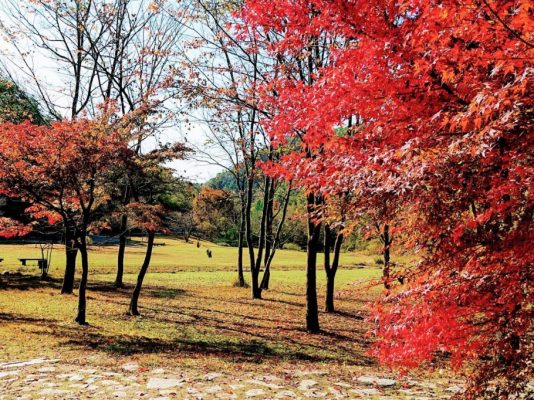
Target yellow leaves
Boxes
[148,1,161,14]
[441,69,455,85]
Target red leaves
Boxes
[0,218,31,239]
[25,205,62,225]
[125,203,168,233]
[239,0,534,395]
[0,117,132,236]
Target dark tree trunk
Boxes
[260,264,270,290]
[263,180,274,268]
[244,174,259,298]
[61,226,77,294]
[306,192,321,333]
[115,213,128,288]
[251,175,271,299]
[75,236,89,325]
[251,270,261,298]
[323,224,333,312]
[325,228,343,313]
[325,274,335,313]
[237,207,246,287]
[260,180,275,290]
[128,230,155,316]
[261,181,292,291]
[382,223,391,289]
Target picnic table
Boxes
[18,258,48,278]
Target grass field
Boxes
[0,238,383,363]
[0,239,459,399]
[0,238,394,363]
[0,237,386,275]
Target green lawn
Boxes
[0,237,389,276]
[0,238,460,400]
[0,238,387,366]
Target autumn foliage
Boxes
[240,0,533,396]
[0,117,133,323]
[0,119,130,230]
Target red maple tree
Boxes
[240,0,533,396]
[0,117,133,324]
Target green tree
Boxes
[0,78,46,124]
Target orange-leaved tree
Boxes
[0,117,133,324]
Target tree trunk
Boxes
[61,226,77,294]
[237,208,246,287]
[261,181,292,291]
[251,269,261,298]
[244,174,259,298]
[383,223,391,289]
[260,264,270,290]
[325,230,343,313]
[251,175,271,299]
[306,192,321,333]
[115,213,128,288]
[75,236,89,325]
[323,224,333,312]
[260,180,275,290]
[128,230,155,316]
[325,272,335,313]
[263,179,274,268]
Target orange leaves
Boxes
[125,203,168,233]
[0,116,133,236]
[0,217,31,239]
[25,205,62,225]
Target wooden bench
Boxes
[18,258,48,277]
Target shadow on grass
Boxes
[147,287,186,299]
[0,274,63,291]
[333,310,365,320]
[261,297,303,308]
[0,310,373,366]
[0,274,186,300]
[70,334,281,362]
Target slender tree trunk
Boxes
[237,205,246,287]
[129,230,155,316]
[323,224,333,312]
[261,181,292,291]
[260,180,275,290]
[244,174,258,298]
[251,176,271,299]
[251,270,261,298]
[115,213,128,288]
[325,273,335,313]
[75,236,89,325]
[306,192,321,333]
[260,264,271,290]
[61,225,77,294]
[325,231,343,313]
[383,223,391,289]
[263,180,274,267]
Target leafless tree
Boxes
[174,0,296,297]
[0,0,187,292]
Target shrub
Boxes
[283,242,302,251]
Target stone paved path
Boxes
[0,358,465,399]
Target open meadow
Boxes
[0,239,464,399]
[0,0,530,398]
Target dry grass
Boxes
[0,239,423,381]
